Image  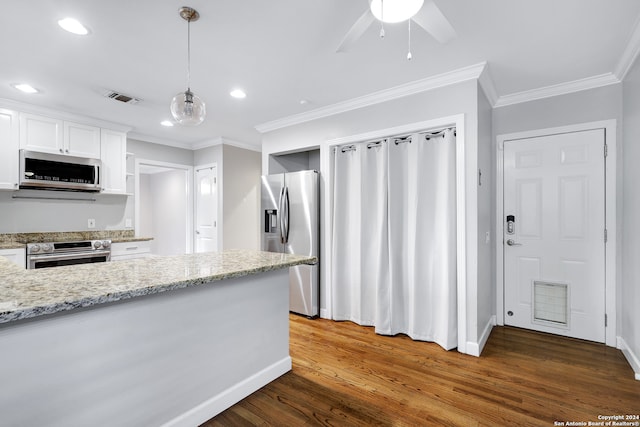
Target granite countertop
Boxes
[0,230,152,248]
[0,250,316,325]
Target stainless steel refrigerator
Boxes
[261,170,319,317]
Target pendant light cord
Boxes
[186,18,191,90]
[407,19,412,60]
[380,0,385,38]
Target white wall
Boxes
[0,191,129,233]
[261,80,484,353]
[138,174,154,241]
[128,139,194,166]
[477,82,494,345]
[146,170,188,256]
[622,59,640,377]
[222,145,261,250]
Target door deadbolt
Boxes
[506,215,515,235]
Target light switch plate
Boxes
[88,219,96,229]
[125,218,132,228]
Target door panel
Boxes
[283,170,319,257]
[195,166,218,253]
[503,129,605,342]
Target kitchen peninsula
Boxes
[0,249,315,427]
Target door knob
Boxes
[506,239,522,246]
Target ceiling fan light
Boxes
[370,0,424,23]
[58,17,90,35]
[170,89,206,126]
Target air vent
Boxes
[103,90,141,104]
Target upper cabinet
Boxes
[0,109,19,190]
[64,121,101,158]
[100,129,127,194]
[19,113,101,158]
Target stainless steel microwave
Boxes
[19,149,102,192]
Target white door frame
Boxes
[495,120,617,347]
[194,163,220,252]
[134,159,194,254]
[322,114,468,353]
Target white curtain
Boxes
[331,129,457,350]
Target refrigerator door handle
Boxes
[278,187,285,244]
[282,186,290,244]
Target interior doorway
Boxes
[496,120,617,347]
[502,129,605,342]
[135,159,193,255]
[194,164,218,252]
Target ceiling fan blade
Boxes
[411,0,456,44]
[336,9,375,53]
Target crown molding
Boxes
[127,132,194,150]
[477,63,498,107]
[615,15,640,80]
[255,62,488,133]
[494,73,621,108]
[192,137,262,152]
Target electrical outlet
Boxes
[485,231,490,244]
[88,219,96,229]
[125,218,132,228]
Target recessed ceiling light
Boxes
[12,83,39,94]
[230,89,247,99]
[160,120,174,127]
[58,17,90,35]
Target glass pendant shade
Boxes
[170,89,205,126]
[370,0,424,23]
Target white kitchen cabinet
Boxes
[0,248,26,269]
[64,121,101,158]
[0,109,19,190]
[19,113,101,158]
[100,129,127,194]
[110,241,151,261]
[19,113,64,154]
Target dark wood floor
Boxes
[203,315,640,426]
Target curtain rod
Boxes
[336,126,456,153]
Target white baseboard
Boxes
[617,336,640,381]
[162,356,293,427]
[466,315,497,357]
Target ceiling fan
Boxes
[336,0,456,54]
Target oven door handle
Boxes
[29,250,111,262]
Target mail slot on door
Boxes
[264,209,278,233]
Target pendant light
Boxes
[170,6,206,126]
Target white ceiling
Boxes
[1,1,639,150]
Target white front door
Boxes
[195,165,218,252]
[503,129,606,342]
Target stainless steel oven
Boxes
[26,240,111,269]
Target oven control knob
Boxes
[41,243,53,252]
[102,240,111,248]
[30,244,40,253]
[93,241,103,249]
